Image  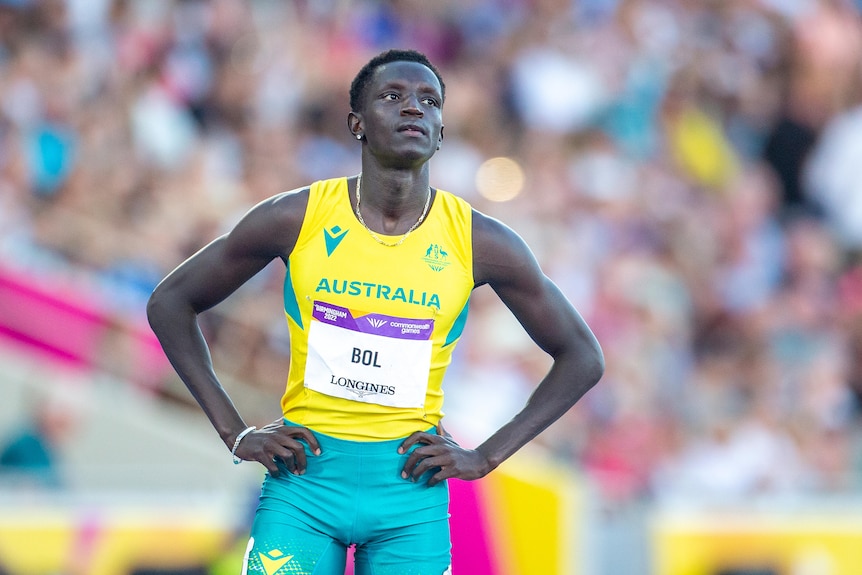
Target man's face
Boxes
[357,60,444,167]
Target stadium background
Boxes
[2,0,862,573]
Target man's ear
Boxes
[348,111,363,140]
[437,125,444,150]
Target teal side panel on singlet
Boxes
[443,297,470,348]
[283,259,304,330]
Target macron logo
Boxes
[366,318,388,329]
[258,548,293,575]
[324,225,349,256]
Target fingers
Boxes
[281,453,298,474]
[283,425,322,456]
[268,440,307,474]
[398,429,458,481]
[272,452,297,475]
[399,431,487,485]
[397,430,441,454]
[410,454,454,487]
[427,466,454,487]
[403,450,441,478]
[400,443,428,477]
[402,449,460,486]
[273,426,321,473]
[258,420,320,452]
[247,441,292,477]
[257,450,282,477]
[400,441,451,480]
[239,423,321,475]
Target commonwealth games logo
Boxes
[423,243,451,272]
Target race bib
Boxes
[304,301,434,408]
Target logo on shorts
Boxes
[324,225,349,256]
[259,548,293,575]
[423,243,451,272]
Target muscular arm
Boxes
[401,210,604,483]
[147,189,320,472]
[470,211,604,468]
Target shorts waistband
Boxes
[284,419,436,455]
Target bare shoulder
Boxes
[248,186,311,231]
[471,208,542,289]
[226,186,311,260]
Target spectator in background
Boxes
[763,0,862,219]
[0,388,78,489]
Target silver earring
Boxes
[356,134,362,140]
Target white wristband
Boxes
[231,425,256,465]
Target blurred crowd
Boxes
[3,0,862,505]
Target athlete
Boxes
[147,49,604,575]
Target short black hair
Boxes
[349,49,445,112]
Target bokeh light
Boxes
[475,156,525,202]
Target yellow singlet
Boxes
[281,177,474,441]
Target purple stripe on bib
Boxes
[312,300,433,340]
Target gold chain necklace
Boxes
[354,173,431,247]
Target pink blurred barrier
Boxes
[0,263,169,390]
[449,477,499,574]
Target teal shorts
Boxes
[242,423,452,575]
